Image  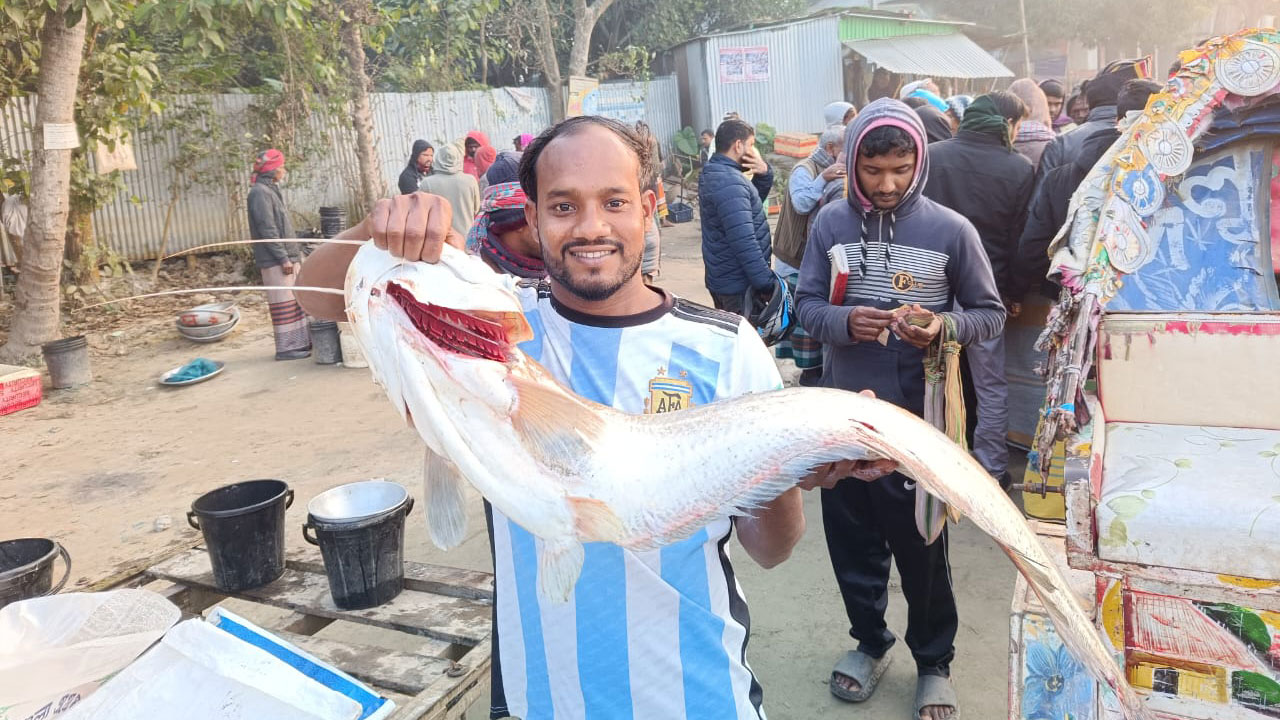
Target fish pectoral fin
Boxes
[510,375,601,456]
[567,496,626,542]
[424,447,468,550]
[538,538,584,604]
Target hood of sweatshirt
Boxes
[843,98,930,219]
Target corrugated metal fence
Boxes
[0,76,680,264]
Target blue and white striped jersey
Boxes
[487,281,783,720]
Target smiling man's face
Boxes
[525,124,654,302]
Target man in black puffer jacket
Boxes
[698,118,775,313]
[1013,79,1162,301]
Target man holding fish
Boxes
[298,116,894,719]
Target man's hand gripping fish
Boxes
[345,243,1151,720]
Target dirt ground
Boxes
[0,221,1017,719]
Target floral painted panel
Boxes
[1020,613,1097,720]
[1097,422,1280,579]
[1110,142,1280,312]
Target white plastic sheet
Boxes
[0,589,180,720]
[63,618,363,720]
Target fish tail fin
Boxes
[424,447,468,550]
[568,496,626,542]
[538,538,584,604]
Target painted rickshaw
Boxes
[1009,29,1280,720]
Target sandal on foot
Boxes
[830,650,892,702]
[913,674,959,720]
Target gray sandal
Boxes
[913,674,959,719]
[830,650,892,702]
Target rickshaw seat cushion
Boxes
[1097,421,1280,581]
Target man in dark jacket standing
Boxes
[698,118,774,313]
[398,139,434,195]
[247,148,310,360]
[923,91,1034,487]
[1036,58,1147,182]
[796,99,1005,720]
[1013,79,1162,301]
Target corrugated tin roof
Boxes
[844,32,1013,78]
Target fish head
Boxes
[345,243,535,436]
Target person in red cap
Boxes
[247,148,310,360]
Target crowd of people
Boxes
[269,61,1161,720]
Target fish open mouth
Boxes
[387,282,513,362]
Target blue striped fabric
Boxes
[487,287,783,720]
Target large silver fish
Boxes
[344,242,1151,719]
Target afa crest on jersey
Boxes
[645,368,693,414]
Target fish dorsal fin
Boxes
[567,496,626,542]
[509,373,602,464]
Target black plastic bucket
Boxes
[187,479,293,592]
[310,320,341,365]
[41,336,92,389]
[0,538,70,610]
[303,481,413,610]
[319,206,348,239]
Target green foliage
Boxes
[754,122,776,156]
[373,0,505,91]
[594,0,805,61]
[1197,602,1275,656]
[1232,671,1280,709]
[672,126,700,157]
[933,0,1215,54]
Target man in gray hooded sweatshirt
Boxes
[796,98,1004,720]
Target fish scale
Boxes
[344,243,1154,720]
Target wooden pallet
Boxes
[141,547,494,720]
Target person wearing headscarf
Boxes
[246,148,310,360]
[943,95,972,133]
[420,139,480,237]
[513,132,534,151]
[398,139,434,195]
[474,145,498,192]
[899,79,949,113]
[824,100,857,126]
[465,150,544,280]
[1008,79,1056,169]
[462,130,491,178]
[796,98,1004,720]
[923,91,1034,489]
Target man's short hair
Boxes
[986,90,1030,124]
[819,123,846,150]
[859,126,915,158]
[700,129,714,137]
[1116,79,1162,118]
[714,119,755,153]
[518,116,652,202]
[1039,79,1065,99]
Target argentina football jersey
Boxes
[486,280,783,720]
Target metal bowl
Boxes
[177,309,235,328]
[307,480,410,523]
[178,316,239,342]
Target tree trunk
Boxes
[1,4,88,363]
[340,0,383,215]
[530,0,565,122]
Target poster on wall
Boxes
[718,48,745,83]
[718,46,769,83]
[743,46,770,82]
[566,76,599,117]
